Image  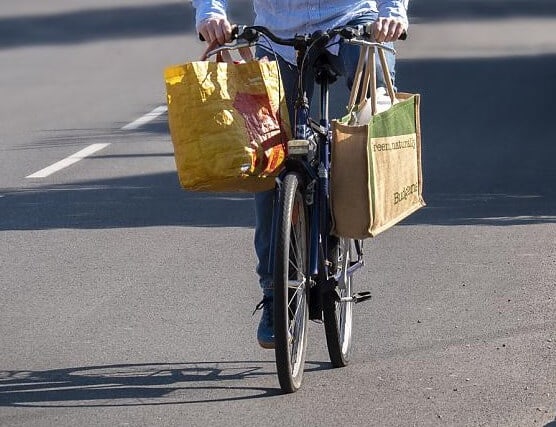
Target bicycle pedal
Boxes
[352,291,372,304]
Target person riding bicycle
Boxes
[191,0,410,349]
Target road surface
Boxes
[1,1,555,425]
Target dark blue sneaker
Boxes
[254,295,274,349]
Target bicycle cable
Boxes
[297,32,333,105]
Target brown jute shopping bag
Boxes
[330,46,425,238]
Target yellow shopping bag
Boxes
[164,53,291,192]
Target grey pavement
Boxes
[0,1,555,426]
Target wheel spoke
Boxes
[288,207,304,277]
[287,281,305,334]
[288,290,306,367]
[288,288,304,327]
[323,238,356,368]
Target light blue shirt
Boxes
[192,0,409,63]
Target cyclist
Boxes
[192,0,410,349]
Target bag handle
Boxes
[377,48,396,104]
[348,45,369,109]
[200,39,254,63]
[361,46,377,116]
[348,45,397,115]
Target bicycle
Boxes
[206,24,398,393]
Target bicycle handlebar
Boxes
[236,25,364,48]
[199,24,407,46]
[199,24,406,60]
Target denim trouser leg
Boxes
[253,21,397,294]
[254,189,275,293]
[253,48,299,293]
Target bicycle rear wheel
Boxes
[323,238,358,367]
[274,172,310,393]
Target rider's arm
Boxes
[192,0,232,44]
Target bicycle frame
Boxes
[270,49,365,303]
[203,26,382,301]
[202,24,398,391]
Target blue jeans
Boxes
[254,14,397,292]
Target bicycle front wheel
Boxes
[323,238,357,367]
[274,172,310,393]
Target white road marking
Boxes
[26,143,111,178]
[121,105,168,130]
[25,105,167,178]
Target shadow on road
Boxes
[399,53,556,197]
[0,3,195,50]
[2,48,555,230]
[1,173,553,231]
[2,1,554,230]
[0,173,255,230]
[395,52,556,225]
[0,1,259,50]
[0,361,328,406]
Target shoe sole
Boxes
[258,340,275,349]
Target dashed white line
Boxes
[26,143,111,178]
[25,105,168,178]
[121,105,168,130]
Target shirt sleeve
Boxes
[377,0,409,27]
[191,0,228,27]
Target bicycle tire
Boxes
[323,237,357,367]
[274,172,310,393]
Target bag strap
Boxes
[377,48,396,104]
[348,45,369,109]
[363,46,377,115]
[348,44,398,116]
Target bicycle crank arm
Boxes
[332,259,364,284]
[347,259,364,275]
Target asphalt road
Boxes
[1,1,555,426]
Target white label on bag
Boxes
[355,87,393,124]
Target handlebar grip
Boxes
[199,33,205,42]
[399,31,408,41]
